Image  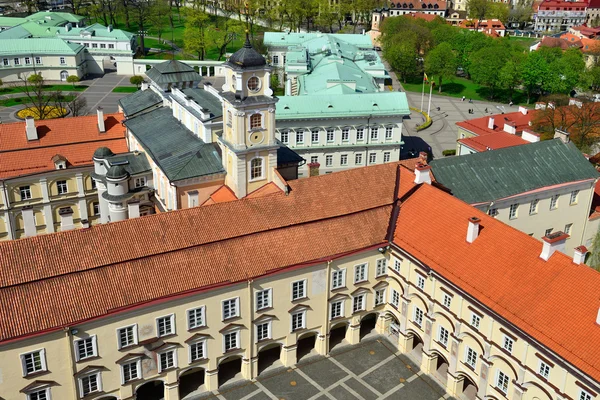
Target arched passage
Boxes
[257,343,282,375]
[136,380,164,400]
[297,332,317,362]
[431,351,449,385]
[60,71,69,81]
[457,373,477,400]
[407,330,424,365]
[359,313,378,340]
[179,367,206,399]
[329,322,348,352]
[218,356,243,388]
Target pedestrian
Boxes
[485,108,488,113]
[509,101,513,107]
[437,106,440,111]
[462,96,465,102]
[469,99,473,103]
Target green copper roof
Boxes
[26,11,86,25]
[264,32,374,49]
[118,89,162,117]
[276,92,409,119]
[296,60,381,95]
[0,38,84,56]
[124,108,224,181]
[429,140,600,204]
[0,16,27,27]
[0,25,31,39]
[58,23,135,40]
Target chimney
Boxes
[141,81,149,91]
[554,129,570,144]
[65,22,72,31]
[414,162,432,185]
[97,107,105,133]
[80,219,90,229]
[573,245,588,265]
[107,24,113,32]
[418,151,428,165]
[308,162,320,177]
[488,116,494,130]
[518,106,528,115]
[466,216,481,243]
[540,231,569,261]
[504,122,516,135]
[59,207,74,231]
[127,199,140,219]
[597,307,600,325]
[25,116,37,140]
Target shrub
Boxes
[442,149,456,156]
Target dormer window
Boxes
[248,76,260,92]
[52,154,67,170]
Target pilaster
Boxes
[241,357,252,380]
[347,321,361,345]
[39,178,49,202]
[75,173,85,197]
[22,206,36,237]
[164,380,180,400]
[315,333,327,355]
[43,204,54,233]
[281,344,297,367]
[205,369,219,392]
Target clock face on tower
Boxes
[249,131,264,145]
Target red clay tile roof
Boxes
[538,0,587,9]
[561,32,583,42]
[456,110,538,146]
[458,131,528,152]
[405,12,439,21]
[201,185,238,206]
[581,38,600,53]
[540,36,582,50]
[246,182,283,198]
[0,113,127,180]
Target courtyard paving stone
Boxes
[260,369,320,400]
[329,384,359,399]
[298,357,347,389]
[362,357,416,394]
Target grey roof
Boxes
[93,147,114,159]
[226,35,266,70]
[145,60,201,85]
[277,146,304,167]
[180,87,223,121]
[124,108,224,181]
[104,152,151,176]
[221,91,276,106]
[118,89,162,117]
[429,139,600,204]
[106,165,129,180]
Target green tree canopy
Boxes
[469,45,510,98]
[425,42,457,92]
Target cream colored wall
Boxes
[0,53,83,82]
[176,179,225,208]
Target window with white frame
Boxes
[222,298,240,320]
[101,43,106,48]
[250,113,262,129]
[383,152,391,163]
[311,129,319,143]
[248,76,260,92]
[413,306,424,327]
[538,360,551,379]
[325,155,333,167]
[342,128,349,141]
[291,311,305,331]
[2,58,8,66]
[550,194,559,210]
[310,156,318,164]
[565,223,572,235]
[157,314,175,337]
[28,389,49,400]
[570,190,579,205]
[488,207,498,217]
[21,349,46,375]
[56,180,68,194]
[330,300,343,319]
[438,326,449,347]
[158,349,176,372]
[416,275,425,290]
[296,130,304,144]
[327,129,334,142]
[370,127,379,140]
[579,389,593,400]
[369,153,377,164]
[390,289,400,307]
[117,325,137,348]
[109,44,115,49]
[443,294,452,308]
[385,126,393,139]
[93,202,100,216]
[509,203,518,219]
[503,336,514,353]
[256,321,271,341]
[545,228,553,237]
[291,280,306,300]
[25,57,31,65]
[20,186,32,200]
[353,294,365,313]
[190,340,206,361]
[91,179,97,190]
[354,263,367,283]
[465,347,477,368]
[14,57,20,65]
[256,288,272,310]
[227,110,233,126]
[356,128,364,140]
[496,370,509,394]
[59,57,66,65]
[281,130,289,144]
[121,359,141,383]
[75,337,97,361]
[331,269,346,289]
[250,158,263,180]
[340,154,348,166]
[374,288,386,306]
[134,177,146,188]
[79,372,101,397]
[35,56,42,65]
[529,199,538,215]
[272,55,279,64]
[187,306,205,329]
[355,153,363,165]
[376,259,387,276]
[393,259,401,271]
[470,313,481,329]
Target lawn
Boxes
[0,95,76,107]
[0,84,88,95]
[507,36,538,49]
[112,86,139,93]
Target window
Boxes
[2,58,8,66]
[529,199,538,215]
[550,194,559,210]
[250,158,263,180]
[134,177,146,188]
[385,126,393,139]
[190,340,206,361]
[281,130,289,144]
[25,57,31,65]
[59,57,66,65]
[291,280,306,300]
[383,152,391,163]
[21,349,46,375]
[438,326,449,347]
[248,76,260,92]
[465,347,477,368]
[109,44,115,49]
[391,289,400,307]
[311,129,319,143]
[376,259,387,276]
[327,129,334,142]
[35,56,42,65]
[354,263,367,283]
[413,307,424,327]
[222,298,239,320]
[310,156,318,164]
[256,288,272,310]
[342,128,349,141]
[331,269,346,289]
[93,202,100,216]
[100,43,106,48]
[92,43,98,48]
[187,306,205,329]
[496,370,509,394]
[416,275,425,290]
[256,322,271,341]
[122,360,140,383]
[470,313,481,329]
[80,373,100,396]
[157,315,175,337]
[488,208,498,217]
[27,389,48,400]
[272,55,279,64]
[393,259,401,271]
[356,128,364,140]
[158,349,176,372]
[340,154,348,166]
[370,127,379,140]
[374,288,386,306]
[84,43,90,47]
[369,153,377,164]
[565,223,573,235]
[91,179,97,190]
[545,228,553,237]
[509,203,518,219]
[117,325,137,348]
[503,336,514,353]
[325,155,333,167]
[56,180,68,195]
[291,311,305,331]
[580,389,593,400]
[296,130,304,144]
[443,294,452,308]
[353,294,365,313]
[283,55,286,63]
[330,300,343,319]
[20,186,32,200]
[570,190,579,205]
[539,361,551,379]
[14,58,20,65]
[250,113,262,129]
[355,153,363,165]
[75,337,97,361]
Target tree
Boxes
[148,0,170,43]
[206,19,244,61]
[466,0,489,20]
[66,75,80,88]
[384,36,418,83]
[498,53,524,101]
[487,2,510,22]
[544,48,586,95]
[17,74,64,120]
[588,226,600,271]
[589,65,600,91]
[130,75,144,87]
[183,7,209,60]
[128,0,154,54]
[425,42,457,92]
[521,51,549,104]
[532,94,573,135]
[469,45,509,98]
[68,96,88,117]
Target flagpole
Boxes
[420,73,425,112]
[427,81,433,117]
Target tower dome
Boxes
[93,147,114,159]
[105,165,129,180]
[226,34,266,70]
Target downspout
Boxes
[580,178,598,250]
[64,327,79,398]
[323,260,332,348]
[247,279,254,379]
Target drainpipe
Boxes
[64,327,79,399]
[322,260,332,352]
[580,178,598,250]
[247,279,254,379]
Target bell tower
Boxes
[219,29,279,198]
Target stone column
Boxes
[75,173,85,197]
[40,178,49,202]
[315,333,328,356]
[78,198,88,221]
[241,356,252,380]
[477,357,491,399]
[164,380,180,400]
[347,318,361,345]
[281,344,297,367]
[43,204,54,233]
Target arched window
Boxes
[250,158,263,180]
[250,113,262,129]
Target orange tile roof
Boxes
[0,113,127,180]
[581,38,600,53]
[246,182,283,199]
[561,32,582,42]
[458,131,528,152]
[456,110,537,138]
[202,185,238,206]
[405,12,439,22]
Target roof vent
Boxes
[328,104,333,108]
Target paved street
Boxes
[192,336,453,400]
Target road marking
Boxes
[88,75,127,112]
[254,381,279,400]
[239,388,263,400]
[329,357,381,397]
[358,353,399,378]
[294,368,336,400]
